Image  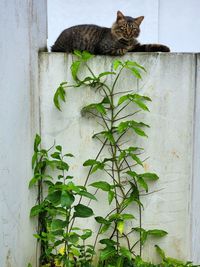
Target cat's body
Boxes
[51,11,170,55]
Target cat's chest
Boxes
[118,38,138,49]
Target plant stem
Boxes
[114,110,140,122]
[69,139,108,232]
[116,144,143,256]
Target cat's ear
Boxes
[117,11,125,21]
[135,16,144,26]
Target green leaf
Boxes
[51,219,66,231]
[155,245,166,260]
[100,246,116,261]
[102,96,110,104]
[91,162,104,173]
[29,176,38,188]
[133,99,149,111]
[113,59,123,70]
[117,94,130,106]
[64,153,74,157]
[130,67,142,79]
[74,50,94,61]
[67,181,80,193]
[121,214,135,220]
[90,181,111,191]
[30,204,43,217]
[120,247,132,261]
[147,229,168,237]
[126,170,138,178]
[96,104,107,115]
[71,247,81,256]
[61,191,75,208]
[104,131,115,144]
[133,127,148,137]
[95,216,110,225]
[117,220,124,234]
[92,130,115,144]
[55,145,62,152]
[73,50,82,57]
[74,204,94,218]
[82,51,94,61]
[82,103,107,115]
[27,264,32,267]
[124,61,146,79]
[83,159,99,166]
[118,94,151,113]
[126,61,146,72]
[121,195,135,209]
[56,160,69,171]
[51,152,61,160]
[140,173,159,181]
[80,229,92,240]
[98,71,116,78]
[83,159,105,174]
[53,83,66,111]
[71,60,81,81]
[118,151,126,162]
[34,134,41,152]
[66,175,73,180]
[100,223,111,234]
[47,190,61,205]
[117,120,149,137]
[131,154,143,166]
[141,231,148,245]
[137,177,148,192]
[32,152,37,168]
[99,239,117,246]
[78,190,97,201]
[116,257,124,267]
[109,213,121,221]
[54,240,65,247]
[165,257,187,265]
[108,191,115,204]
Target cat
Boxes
[51,11,170,55]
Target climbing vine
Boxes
[29,51,199,267]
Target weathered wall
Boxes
[0,1,47,266]
[39,53,200,263]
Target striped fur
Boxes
[51,11,170,55]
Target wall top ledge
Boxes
[40,52,200,56]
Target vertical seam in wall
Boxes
[28,0,33,134]
[38,54,42,139]
[191,53,198,260]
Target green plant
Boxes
[53,51,167,266]
[30,134,95,266]
[29,51,199,267]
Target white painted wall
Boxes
[47,0,200,52]
[39,52,199,263]
[0,1,47,266]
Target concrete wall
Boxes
[0,1,47,266]
[47,0,200,52]
[39,52,200,263]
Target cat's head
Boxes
[112,11,144,40]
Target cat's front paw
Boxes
[116,48,127,56]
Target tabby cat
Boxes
[51,11,170,55]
